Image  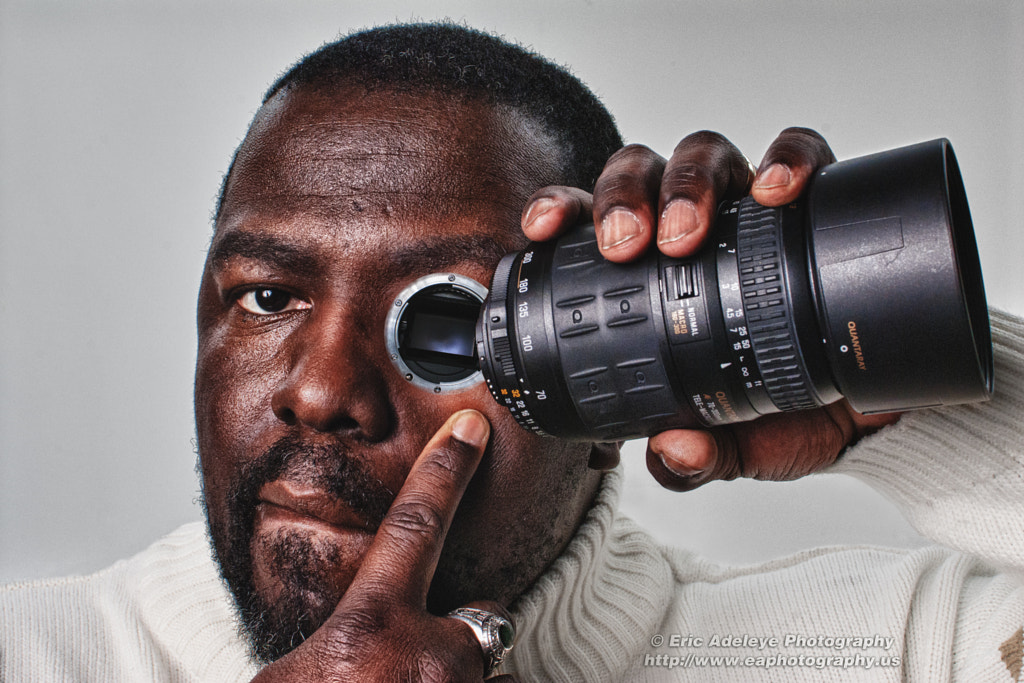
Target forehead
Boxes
[216,85,562,254]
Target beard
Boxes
[201,435,394,664]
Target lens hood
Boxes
[807,139,993,413]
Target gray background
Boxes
[2,0,1022,583]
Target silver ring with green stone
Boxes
[446,607,516,677]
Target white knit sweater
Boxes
[3,309,1023,682]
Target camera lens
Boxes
[475,139,993,441]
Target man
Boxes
[3,23,1023,682]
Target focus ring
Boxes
[735,198,817,412]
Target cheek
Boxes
[396,379,578,486]
[195,325,288,504]
[392,380,512,449]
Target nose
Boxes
[271,306,392,440]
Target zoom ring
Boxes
[735,199,817,412]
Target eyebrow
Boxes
[388,233,515,274]
[209,231,320,278]
[209,229,516,278]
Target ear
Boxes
[587,441,622,471]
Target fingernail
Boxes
[656,449,704,478]
[600,209,643,249]
[753,163,791,191]
[523,197,558,231]
[658,200,700,246]
[451,410,490,447]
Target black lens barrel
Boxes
[478,235,681,440]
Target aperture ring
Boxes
[735,198,818,412]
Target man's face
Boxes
[195,85,603,662]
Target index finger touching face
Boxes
[351,410,491,608]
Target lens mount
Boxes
[385,273,488,394]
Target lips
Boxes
[257,480,381,532]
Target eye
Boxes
[236,288,310,315]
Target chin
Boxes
[247,526,353,663]
[208,501,356,665]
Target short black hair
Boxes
[214,23,623,224]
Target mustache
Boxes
[230,434,395,533]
